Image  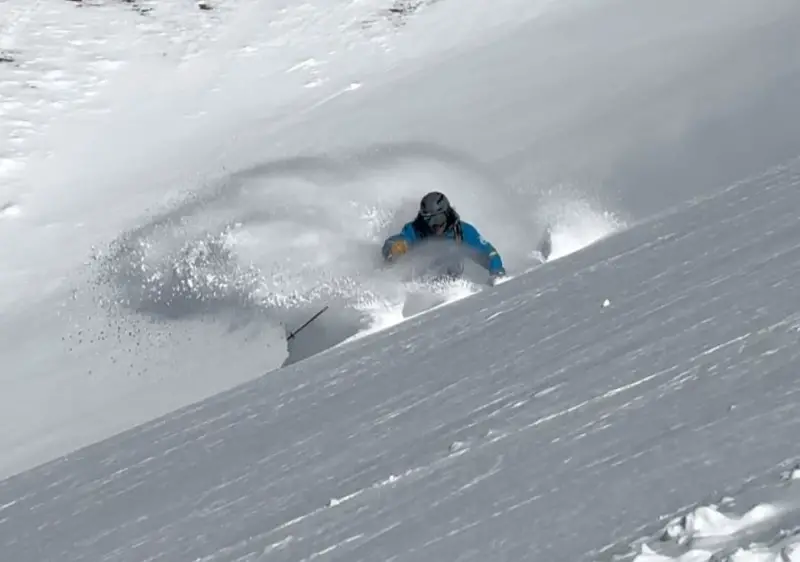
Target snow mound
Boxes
[633,467,800,562]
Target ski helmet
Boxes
[419,191,452,234]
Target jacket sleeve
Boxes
[382,222,419,260]
[460,222,505,274]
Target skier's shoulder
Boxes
[458,220,488,244]
[459,219,479,234]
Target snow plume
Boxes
[92,142,568,367]
[93,156,384,369]
[528,186,627,262]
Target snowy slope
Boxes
[2,155,800,562]
[1,0,800,559]
[2,0,798,483]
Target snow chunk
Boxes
[0,202,21,218]
[635,490,800,562]
[781,466,800,481]
[662,503,782,544]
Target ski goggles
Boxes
[422,211,448,231]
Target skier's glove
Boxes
[385,239,409,261]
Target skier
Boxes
[382,191,507,284]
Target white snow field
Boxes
[2,0,800,560]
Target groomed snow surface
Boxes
[2,0,800,560]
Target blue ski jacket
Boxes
[382,218,506,276]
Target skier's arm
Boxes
[460,223,506,275]
[382,223,419,261]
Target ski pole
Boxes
[287,305,329,341]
